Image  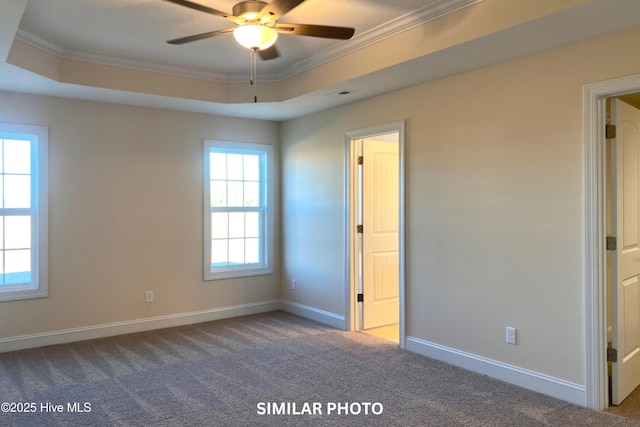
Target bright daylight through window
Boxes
[203,140,272,280]
[0,124,48,302]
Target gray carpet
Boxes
[609,386,640,421]
[0,311,637,426]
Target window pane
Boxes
[210,181,227,207]
[245,212,260,238]
[204,141,271,280]
[4,175,31,208]
[245,238,260,264]
[211,212,228,239]
[210,152,227,180]
[5,249,31,285]
[244,154,259,181]
[0,125,47,300]
[5,216,31,249]
[227,181,243,207]
[229,212,245,238]
[211,240,228,267]
[244,181,259,207]
[228,239,244,265]
[4,139,31,174]
[227,154,243,180]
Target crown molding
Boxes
[273,0,483,80]
[14,0,482,84]
[15,29,236,82]
[15,29,63,56]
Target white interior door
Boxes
[362,136,399,329]
[611,98,640,405]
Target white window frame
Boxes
[0,123,48,302]
[203,140,273,280]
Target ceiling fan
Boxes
[163,0,356,61]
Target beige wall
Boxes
[280,26,640,385]
[0,92,280,338]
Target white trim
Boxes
[14,29,234,83]
[279,301,345,330]
[344,121,406,349]
[284,0,482,80]
[0,300,347,354]
[406,336,586,406]
[0,123,48,302]
[0,300,281,354]
[584,72,640,410]
[202,140,274,281]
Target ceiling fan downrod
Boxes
[251,47,258,103]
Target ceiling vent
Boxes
[326,89,355,99]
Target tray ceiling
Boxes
[2,0,640,120]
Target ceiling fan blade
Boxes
[162,0,231,19]
[275,23,355,40]
[260,0,305,20]
[258,45,280,60]
[167,28,234,45]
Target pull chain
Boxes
[250,48,258,103]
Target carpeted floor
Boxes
[608,385,640,421]
[0,311,638,426]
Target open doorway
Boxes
[345,122,405,347]
[584,73,640,412]
[605,93,640,419]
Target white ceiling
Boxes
[2,0,640,121]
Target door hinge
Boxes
[607,235,617,251]
[358,156,364,165]
[357,224,363,234]
[606,124,617,139]
[357,293,364,303]
[608,347,618,363]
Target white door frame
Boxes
[585,73,640,410]
[344,121,406,349]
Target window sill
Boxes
[204,267,273,281]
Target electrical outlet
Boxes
[506,327,517,345]
[145,291,153,303]
[291,279,296,290]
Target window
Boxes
[203,140,273,280]
[0,124,48,302]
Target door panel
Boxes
[373,252,399,301]
[362,137,399,329]
[612,98,640,405]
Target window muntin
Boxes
[0,124,48,301]
[204,141,272,280]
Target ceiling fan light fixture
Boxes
[233,25,278,50]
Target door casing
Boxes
[344,121,406,348]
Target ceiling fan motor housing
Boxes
[233,1,270,23]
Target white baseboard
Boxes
[279,301,345,330]
[0,300,281,354]
[406,336,586,407]
[0,301,586,407]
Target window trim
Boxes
[203,140,273,280]
[0,123,48,302]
